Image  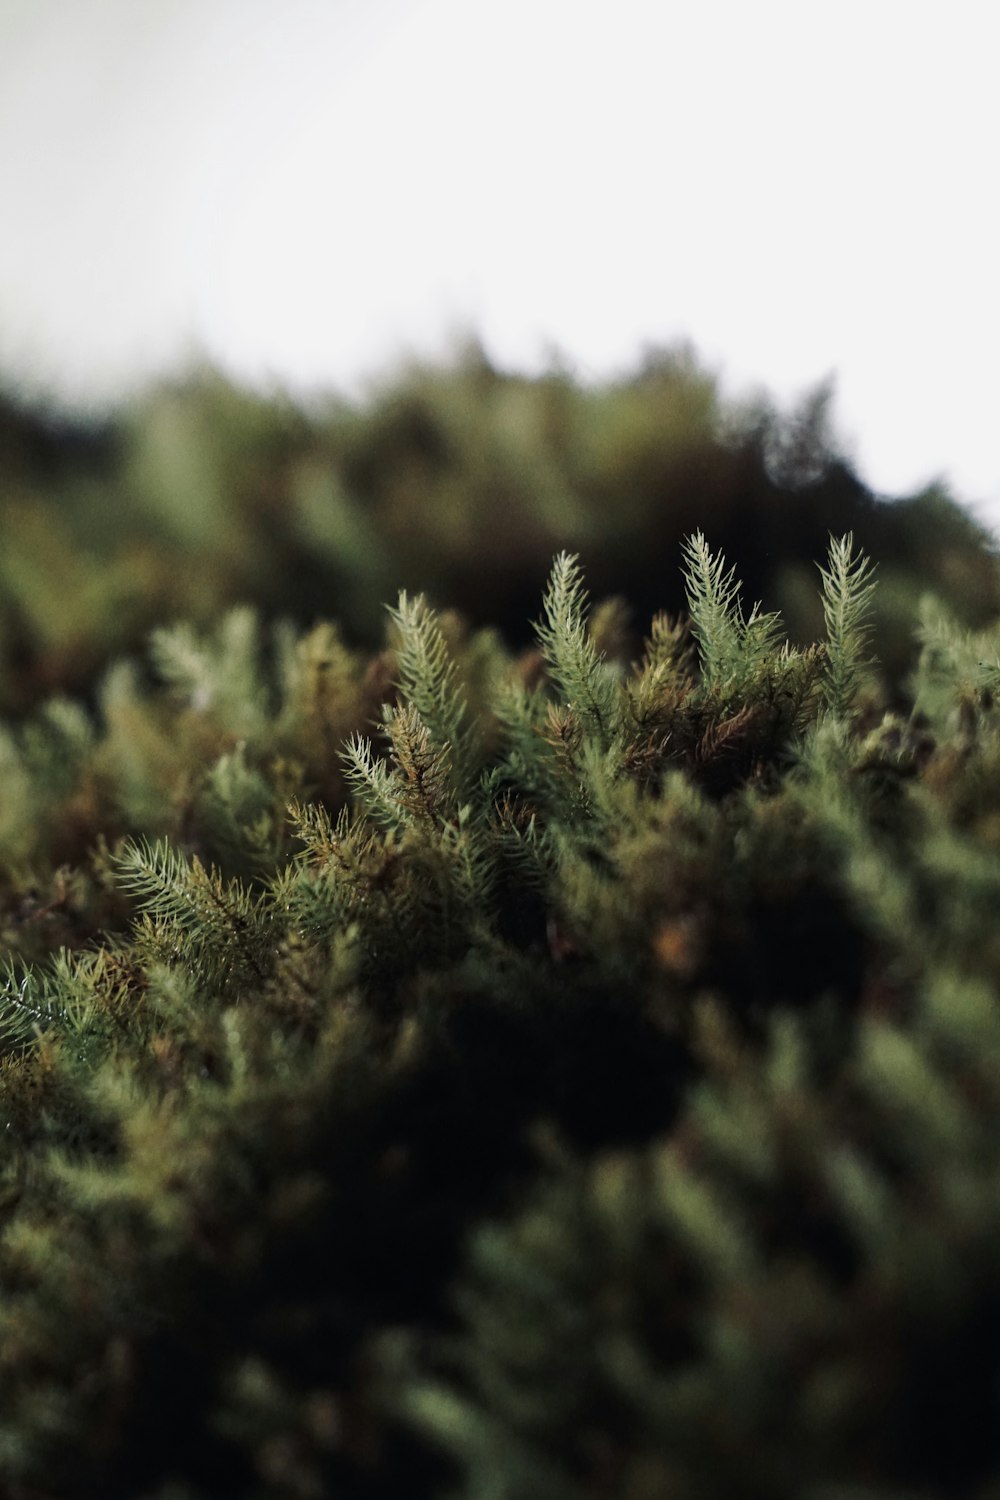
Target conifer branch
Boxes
[341,733,413,833]
[0,965,62,1050]
[389,591,472,784]
[681,532,743,684]
[817,532,877,718]
[115,838,272,980]
[682,532,784,689]
[535,552,618,745]
[0,958,104,1053]
[386,703,455,824]
[281,799,389,941]
[287,797,344,863]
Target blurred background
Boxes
[1,0,998,714]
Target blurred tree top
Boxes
[0,342,996,716]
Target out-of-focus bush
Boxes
[1,344,996,714]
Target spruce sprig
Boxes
[389,591,472,787]
[817,532,877,718]
[115,838,272,981]
[341,733,412,834]
[281,798,386,940]
[0,964,67,1051]
[287,797,344,864]
[385,702,456,825]
[682,532,784,690]
[681,532,743,684]
[535,552,618,746]
[0,955,110,1054]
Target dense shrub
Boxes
[2,518,1000,1498]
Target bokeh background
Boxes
[3,0,998,511]
[1,0,998,715]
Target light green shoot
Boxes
[681,532,784,689]
[817,533,877,718]
[389,591,472,785]
[535,552,618,745]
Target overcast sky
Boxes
[1,0,998,527]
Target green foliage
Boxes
[115,838,276,987]
[1,347,998,718]
[5,531,1000,1499]
[817,531,878,717]
[682,529,785,692]
[389,590,475,786]
[535,550,620,746]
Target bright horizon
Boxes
[2,0,998,530]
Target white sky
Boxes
[1,0,998,528]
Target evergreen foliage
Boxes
[817,531,879,717]
[535,550,619,746]
[2,523,1000,1498]
[1,346,998,717]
